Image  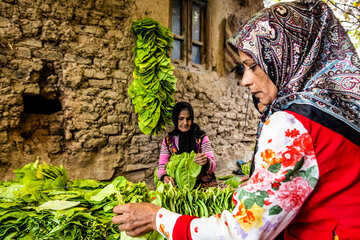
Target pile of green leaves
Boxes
[129,17,177,135]
[0,160,235,240]
[0,160,155,240]
[156,182,234,217]
[165,151,201,189]
[216,161,251,188]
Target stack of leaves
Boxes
[216,161,251,188]
[155,182,234,218]
[0,160,236,240]
[166,151,201,189]
[0,160,156,239]
[129,17,177,135]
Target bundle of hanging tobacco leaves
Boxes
[0,160,235,239]
[129,17,177,135]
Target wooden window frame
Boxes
[170,0,208,69]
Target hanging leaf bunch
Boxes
[129,17,177,135]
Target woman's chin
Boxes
[179,128,190,133]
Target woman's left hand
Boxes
[112,203,161,237]
[194,153,208,166]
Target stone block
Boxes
[112,70,128,80]
[18,39,42,48]
[64,53,76,62]
[88,79,112,88]
[128,146,139,154]
[108,135,128,145]
[33,50,63,61]
[73,121,89,129]
[107,115,119,123]
[125,163,154,172]
[15,47,31,58]
[79,112,100,121]
[103,91,120,100]
[24,84,40,94]
[83,69,106,79]
[76,57,92,65]
[0,132,8,144]
[106,29,124,39]
[100,125,119,135]
[83,25,105,36]
[118,114,130,123]
[83,137,107,149]
[0,17,10,27]
[99,146,117,155]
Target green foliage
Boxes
[155,182,235,217]
[165,151,201,189]
[0,161,236,239]
[0,161,152,239]
[129,18,177,135]
[241,161,251,175]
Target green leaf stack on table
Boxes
[165,151,201,189]
[0,160,235,239]
[129,17,177,135]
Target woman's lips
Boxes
[252,92,260,97]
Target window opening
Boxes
[23,94,62,115]
[171,0,207,67]
[171,0,183,60]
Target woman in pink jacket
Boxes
[157,101,217,187]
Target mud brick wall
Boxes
[0,0,263,187]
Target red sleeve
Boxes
[173,215,198,240]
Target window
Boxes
[171,0,208,67]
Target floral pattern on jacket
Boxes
[156,111,319,240]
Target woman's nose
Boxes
[241,74,252,87]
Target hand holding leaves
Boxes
[163,176,175,185]
[112,203,161,237]
[194,153,208,166]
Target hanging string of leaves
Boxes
[129,18,177,135]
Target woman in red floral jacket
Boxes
[112,2,360,239]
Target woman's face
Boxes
[237,50,278,109]
[178,109,192,133]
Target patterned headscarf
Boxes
[227,1,360,146]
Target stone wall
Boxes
[0,0,263,187]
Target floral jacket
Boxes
[155,111,360,240]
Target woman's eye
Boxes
[249,64,257,71]
[234,63,245,77]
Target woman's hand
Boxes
[194,153,208,166]
[163,176,175,185]
[112,203,161,237]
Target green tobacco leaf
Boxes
[36,200,80,211]
[89,184,116,202]
[166,151,201,189]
